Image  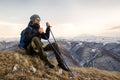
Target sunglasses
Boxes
[35,18,40,21]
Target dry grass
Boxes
[0,49,120,80]
[71,67,120,80]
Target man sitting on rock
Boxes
[19,14,68,71]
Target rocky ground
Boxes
[0,48,120,80]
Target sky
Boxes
[0,0,120,39]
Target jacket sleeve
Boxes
[24,28,39,43]
[41,27,50,40]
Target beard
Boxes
[33,23,40,29]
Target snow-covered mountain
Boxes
[71,35,120,43]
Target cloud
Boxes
[0,0,120,38]
[0,21,25,38]
[108,26,120,30]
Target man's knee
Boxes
[31,37,40,47]
[31,37,43,46]
[32,37,40,42]
[31,37,43,52]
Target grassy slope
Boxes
[0,49,120,80]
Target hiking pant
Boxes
[26,37,63,64]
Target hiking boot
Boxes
[58,63,69,71]
[45,61,55,68]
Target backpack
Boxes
[19,26,33,48]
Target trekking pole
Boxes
[50,29,57,42]
[44,34,74,77]
[50,29,74,77]
[44,29,74,77]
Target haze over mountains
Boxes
[1,35,120,43]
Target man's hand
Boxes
[39,28,44,34]
[46,22,52,28]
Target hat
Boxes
[30,14,41,21]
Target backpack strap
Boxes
[28,25,39,33]
[28,26,33,30]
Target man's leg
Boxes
[44,42,62,62]
[44,42,69,71]
[26,42,36,56]
[29,37,54,68]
